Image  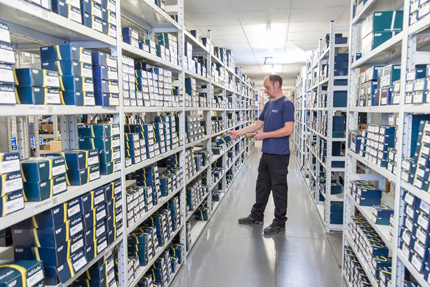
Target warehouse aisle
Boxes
[171,145,345,287]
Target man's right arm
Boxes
[228,120,264,140]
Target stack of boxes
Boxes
[185,148,208,181]
[410,0,430,25]
[72,254,119,287]
[361,11,403,55]
[156,32,179,66]
[186,178,208,215]
[349,125,397,172]
[0,261,45,287]
[127,197,181,271]
[122,55,138,107]
[0,152,24,216]
[211,116,225,134]
[52,0,82,25]
[344,247,373,286]
[137,165,161,207]
[184,42,194,72]
[185,78,196,107]
[92,51,119,106]
[41,44,95,106]
[11,178,121,285]
[14,67,61,105]
[405,120,430,191]
[371,205,394,225]
[122,27,139,48]
[349,180,382,206]
[81,0,117,38]
[185,115,207,144]
[0,22,16,105]
[127,256,141,284]
[126,185,149,227]
[405,66,429,104]
[78,123,121,179]
[400,191,430,280]
[357,66,382,107]
[21,156,67,201]
[346,216,391,284]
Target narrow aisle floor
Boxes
[171,146,344,287]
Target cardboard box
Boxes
[0,41,15,64]
[42,61,92,77]
[14,68,60,88]
[0,170,23,196]
[0,84,16,104]
[40,44,92,64]
[16,87,61,105]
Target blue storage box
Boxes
[16,87,61,105]
[14,68,60,88]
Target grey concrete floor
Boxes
[171,145,346,287]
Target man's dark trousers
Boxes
[250,153,290,226]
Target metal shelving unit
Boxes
[296,22,348,232]
[0,1,257,287]
[342,0,430,286]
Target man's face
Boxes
[263,77,276,98]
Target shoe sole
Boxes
[264,228,286,235]
[238,221,264,225]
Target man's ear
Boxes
[274,82,279,90]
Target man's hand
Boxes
[228,130,240,140]
[254,130,267,140]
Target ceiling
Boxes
[183,0,351,92]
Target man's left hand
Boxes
[254,131,267,140]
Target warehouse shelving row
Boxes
[295,21,349,232]
[342,0,430,286]
[0,0,256,286]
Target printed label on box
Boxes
[97,240,107,253]
[70,222,83,237]
[27,269,44,287]
[106,260,114,272]
[71,238,84,254]
[83,82,93,92]
[114,162,120,172]
[112,150,120,160]
[5,196,24,214]
[0,159,20,174]
[0,29,10,43]
[46,90,61,104]
[96,224,105,238]
[96,209,106,222]
[53,181,67,195]
[52,165,66,177]
[88,156,99,166]
[45,74,60,88]
[70,8,82,23]
[0,48,14,64]
[4,177,23,194]
[84,96,95,106]
[93,20,103,32]
[90,171,100,181]
[73,255,87,271]
[0,68,13,83]
[68,204,81,218]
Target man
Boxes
[228,74,294,235]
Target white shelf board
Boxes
[124,146,183,175]
[122,43,182,71]
[345,235,379,287]
[184,30,209,53]
[184,107,210,111]
[186,192,210,221]
[349,105,401,113]
[0,105,119,117]
[347,150,397,182]
[346,193,392,249]
[185,163,210,185]
[189,220,209,251]
[121,0,180,30]
[211,54,224,67]
[211,193,225,216]
[0,0,116,46]
[123,106,183,113]
[398,250,430,287]
[351,32,403,68]
[404,104,430,114]
[0,172,120,229]
[185,70,210,83]
[410,13,430,35]
[126,184,183,235]
[184,135,210,149]
[401,180,430,205]
[130,223,184,287]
